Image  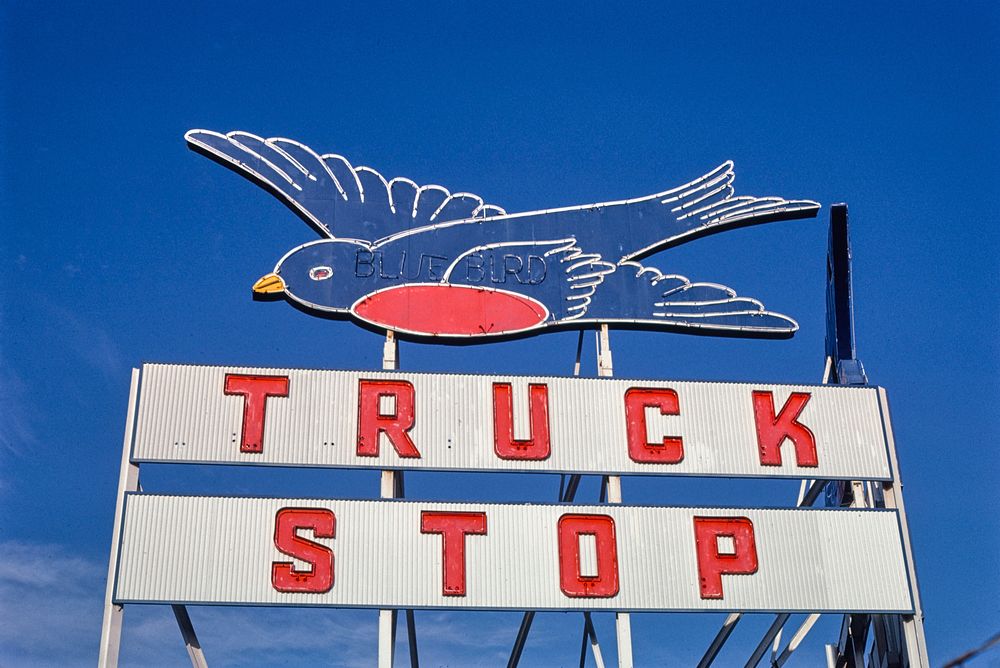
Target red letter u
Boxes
[493,383,551,460]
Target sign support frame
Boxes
[171,603,209,667]
[696,204,930,667]
[98,368,141,667]
[822,205,928,667]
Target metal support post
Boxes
[877,389,930,667]
[698,614,743,668]
[771,626,783,666]
[773,614,821,667]
[378,605,398,668]
[605,475,632,668]
[172,605,209,668]
[405,610,419,668]
[596,325,613,378]
[378,330,418,668]
[98,369,141,668]
[745,613,790,668]
[507,612,536,668]
[578,612,607,668]
[826,644,839,668]
[595,325,632,668]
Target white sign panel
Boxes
[132,363,892,480]
[114,495,913,613]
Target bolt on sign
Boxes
[114,496,913,613]
[131,363,893,480]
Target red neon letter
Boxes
[357,380,420,458]
[420,511,488,596]
[224,374,290,453]
[624,388,683,464]
[752,391,817,467]
[272,508,335,593]
[557,514,619,598]
[693,517,758,599]
[493,383,551,460]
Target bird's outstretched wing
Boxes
[440,239,617,321]
[377,160,820,264]
[618,161,820,262]
[185,130,506,241]
[584,261,798,337]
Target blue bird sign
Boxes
[186,130,820,341]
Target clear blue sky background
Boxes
[2,2,997,666]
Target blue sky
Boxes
[2,2,997,666]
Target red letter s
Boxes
[272,508,335,593]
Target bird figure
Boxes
[186,130,820,340]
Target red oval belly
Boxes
[352,284,549,337]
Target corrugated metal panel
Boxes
[115,494,913,613]
[132,363,892,480]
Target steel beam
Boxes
[405,610,419,668]
[580,612,607,668]
[773,614,821,667]
[825,204,867,386]
[172,605,209,667]
[877,389,929,667]
[697,613,743,668]
[507,612,536,668]
[744,614,790,668]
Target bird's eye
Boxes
[309,266,333,281]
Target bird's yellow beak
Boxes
[252,272,286,295]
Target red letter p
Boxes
[693,516,758,599]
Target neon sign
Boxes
[186,130,820,340]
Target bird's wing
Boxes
[440,238,617,321]
[619,161,820,262]
[185,130,506,241]
[382,161,819,263]
[583,261,798,337]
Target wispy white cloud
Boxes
[0,365,35,458]
[0,295,38,492]
[0,541,105,667]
